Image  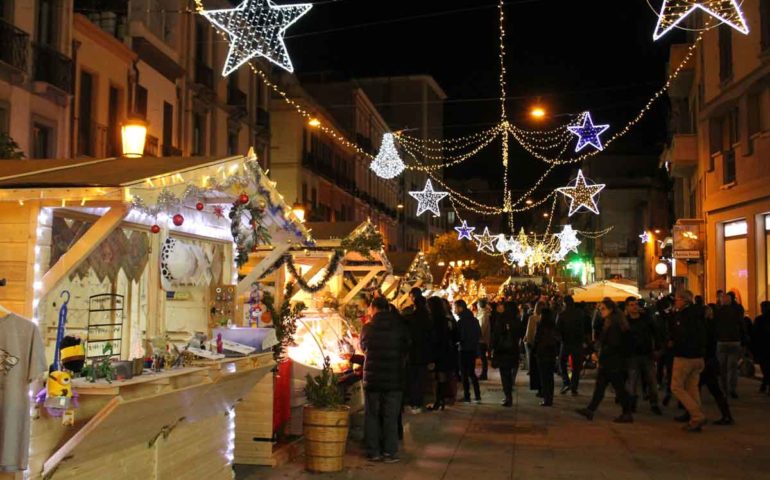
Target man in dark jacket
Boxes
[492,301,523,406]
[714,291,744,398]
[753,301,770,393]
[557,295,590,396]
[669,290,707,432]
[455,299,482,403]
[403,289,433,413]
[625,297,662,415]
[361,297,410,462]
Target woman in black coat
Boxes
[492,301,523,407]
[427,296,457,410]
[534,308,559,406]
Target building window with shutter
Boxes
[719,24,733,83]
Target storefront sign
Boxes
[673,223,702,259]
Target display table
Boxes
[24,353,274,480]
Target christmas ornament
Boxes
[409,179,449,217]
[556,169,606,216]
[567,112,609,152]
[653,0,749,41]
[473,227,497,253]
[151,224,161,234]
[173,214,185,226]
[213,206,226,219]
[239,193,250,205]
[200,0,312,76]
[370,133,406,179]
[639,231,651,244]
[555,225,581,255]
[196,202,205,211]
[454,220,476,241]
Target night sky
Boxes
[286,0,680,191]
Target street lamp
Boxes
[308,118,321,128]
[655,261,669,276]
[292,201,306,222]
[530,106,546,120]
[121,117,148,158]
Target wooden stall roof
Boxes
[0,155,238,188]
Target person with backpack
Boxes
[492,301,524,407]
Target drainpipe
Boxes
[69,40,81,159]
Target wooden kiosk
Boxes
[0,152,310,480]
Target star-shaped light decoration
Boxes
[555,225,581,255]
[201,0,312,76]
[567,112,610,152]
[556,169,606,216]
[653,0,749,41]
[473,227,498,253]
[213,205,227,219]
[639,231,651,244]
[496,234,512,253]
[370,133,406,180]
[409,179,449,217]
[454,220,476,241]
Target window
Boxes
[162,102,173,153]
[748,92,762,137]
[301,182,308,203]
[36,0,57,46]
[107,86,120,157]
[762,0,770,52]
[447,211,455,224]
[31,121,53,158]
[0,103,9,134]
[192,113,205,155]
[724,220,748,310]
[227,131,238,155]
[311,187,317,208]
[77,70,94,156]
[135,85,148,119]
[719,24,733,83]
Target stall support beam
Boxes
[237,245,290,297]
[340,268,385,305]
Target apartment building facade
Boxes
[663,0,770,314]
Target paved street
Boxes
[237,369,770,480]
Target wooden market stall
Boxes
[0,151,310,480]
[391,252,434,308]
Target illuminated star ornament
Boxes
[409,179,449,217]
[653,0,749,41]
[473,227,498,253]
[555,225,581,255]
[567,112,609,152]
[370,133,406,179]
[639,231,651,244]
[200,0,312,76]
[454,220,476,241]
[556,169,606,216]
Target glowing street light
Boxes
[121,117,148,158]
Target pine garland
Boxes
[285,251,343,293]
[272,282,306,362]
[230,199,272,269]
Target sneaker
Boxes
[382,455,400,464]
[409,407,422,414]
[474,398,482,404]
[674,413,690,423]
[575,408,594,421]
[613,414,633,424]
[712,417,735,426]
[367,455,383,462]
[651,406,663,416]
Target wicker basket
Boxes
[303,405,350,473]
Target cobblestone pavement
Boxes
[236,369,770,480]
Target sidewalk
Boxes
[235,369,770,480]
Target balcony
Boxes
[662,134,697,177]
[0,18,29,74]
[667,43,695,99]
[144,134,159,157]
[194,62,214,90]
[33,44,73,93]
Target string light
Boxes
[454,220,476,241]
[200,0,312,75]
[652,0,748,40]
[640,231,651,244]
[473,227,498,253]
[409,179,449,217]
[370,133,406,179]
[567,112,610,152]
[556,169,606,216]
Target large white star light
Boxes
[201,0,312,76]
[409,179,449,217]
[555,224,581,259]
[653,0,749,41]
[567,112,609,152]
[556,169,606,216]
[370,133,406,179]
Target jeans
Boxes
[700,361,732,419]
[460,351,481,400]
[717,341,741,396]
[479,343,489,378]
[627,355,659,406]
[559,346,584,392]
[538,356,556,404]
[408,365,427,408]
[365,390,403,457]
[657,350,673,396]
[587,368,631,414]
[498,356,519,400]
[671,357,705,426]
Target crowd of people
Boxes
[357,282,770,462]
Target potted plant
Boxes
[302,357,349,473]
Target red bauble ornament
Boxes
[150,224,161,234]
[172,214,184,226]
[239,193,250,205]
[196,202,204,211]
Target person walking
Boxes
[477,298,492,381]
[492,301,524,407]
[426,296,457,411]
[576,298,633,423]
[702,304,735,425]
[752,301,770,394]
[625,297,663,415]
[455,300,482,404]
[403,288,433,413]
[534,308,559,407]
[654,297,675,406]
[361,297,411,463]
[557,295,589,396]
[669,290,708,432]
[714,291,744,399]
[526,301,545,396]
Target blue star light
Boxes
[567,112,610,152]
[454,221,476,241]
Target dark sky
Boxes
[286,0,679,191]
